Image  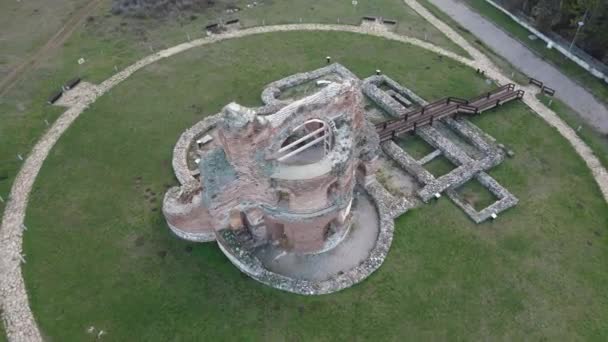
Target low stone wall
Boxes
[167,219,217,242]
[417,125,474,165]
[447,172,518,223]
[362,78,406,118]
[443,117,495,154]
[162,186,217,242]
[365,177,412,218]
[382,140,435,184]
[373,77,517,219]
[417,149,441,165]
[172,113,221,185]
[215,186,394,295]
[361,74,429,118]
[261,63,358,106]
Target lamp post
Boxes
[569,20,584,52]
[569,9,589,52]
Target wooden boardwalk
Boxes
[376,84,524,142]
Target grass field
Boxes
[537,94,608,169]
[0,0,465,218]
[455,178,498,210]
[424,155,456,177]
[395,134,437,160]
[21,31,608,340]
[461,0,608,105]
[0,0,91,78]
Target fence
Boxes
[485,0,608,84]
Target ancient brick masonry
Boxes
[161,64,518,294]
[162,64,409,294]
[164,71,379,254]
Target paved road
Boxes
[427,0,608,133]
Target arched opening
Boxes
[277,119,333,165]
[327,181,339,202]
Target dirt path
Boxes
[1,19,607,342]
[0,0,103,97]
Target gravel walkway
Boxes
[2,16,607,342]
[403,0,608,201]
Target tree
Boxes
[531,0,563,31]
[577,0,608,60]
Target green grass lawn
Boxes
[0,0,91,77]
[0,0,465,218]
[424,155,456,177]
[455,178,498,210]
[537,94,608,169]
[462,0,608,105]
[21,31,608,340]
[395,134,436,159]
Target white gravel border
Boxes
[2,16,607,342]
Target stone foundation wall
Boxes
[261,63,358,106]
[214,185,395,295]
[372,76,518,221]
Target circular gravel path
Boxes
[1,15,607,342]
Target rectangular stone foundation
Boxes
[372,75,518,223]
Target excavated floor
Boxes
[253,193,379,281]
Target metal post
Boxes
[569,10,588,52]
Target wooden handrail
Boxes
[375,84,524,142]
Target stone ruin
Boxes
[162,63,519,294]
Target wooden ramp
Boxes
[376,84,525,142]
